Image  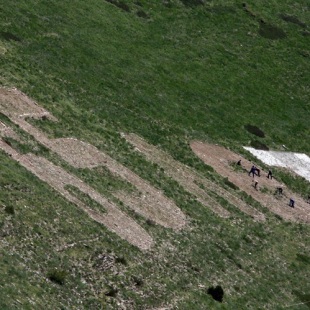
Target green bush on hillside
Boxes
[47,269,67,285]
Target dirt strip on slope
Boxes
[0,120,20,141]
[123,133,265,221]
[49,138,187,230]
[0,138,153,250]
[190,141,310,224]
[12,122,186,230]
[0,87,186,231]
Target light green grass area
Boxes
[0,0,309,309]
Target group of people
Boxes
[237,159,300,208]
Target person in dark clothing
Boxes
[237,160,241,166]
[289,198,295,208]
[267,170,273,179]
[249,165,256,177]
[276,187,283,195]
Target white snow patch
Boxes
[243,147,310,183]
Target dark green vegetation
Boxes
[0,0,309,309]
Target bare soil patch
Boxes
[0,87,186,244]
[0,121,20,141]
[190,141,310,223]
[0,87,57,121]
[123,133,265,221]
[0,138,153,250]
[49,138,186,230]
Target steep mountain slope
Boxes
[0,1,309,309]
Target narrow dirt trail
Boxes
[191,141,310,223]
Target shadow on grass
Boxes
[244,124,265,138]
[0,31,21,42]
[250,140,269,151]
[292,291,310,309]
[280,14,306,28]
[258,22,286,40]
[104,0,130,12]
[180,0,204,7]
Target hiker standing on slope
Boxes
[289,198,295,208]
[252,178,258,190]
[249,165,256,177]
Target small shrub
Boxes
[299,50,310,58]
[292,291,310,307]
[47,269,67,285]
[116,1,130,12]
[132,276,144,287]
[274,214,283,221]
[207,285,224,302]
[105,287,118,297]
[115,255,127,265]
[4,205,15,215]
[187,261,200,273]
[302,30,310,36]
[105,0,130,12]
[244,124,265,138]
[136,10,149,19]
[0,31,21,42]
[296,253,310,265]
[146,218,156,226]
[3,137,12,146]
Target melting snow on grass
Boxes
[243,147,310,183]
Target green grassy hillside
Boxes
[0,0,309,309]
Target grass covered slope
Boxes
[1,0,309,151]
[0,0,310,309]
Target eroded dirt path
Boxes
[0,139,153,250]
[123,133,265,221]
[191,141,310,223]
[2,85,308,255]
[0,87,186,231]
